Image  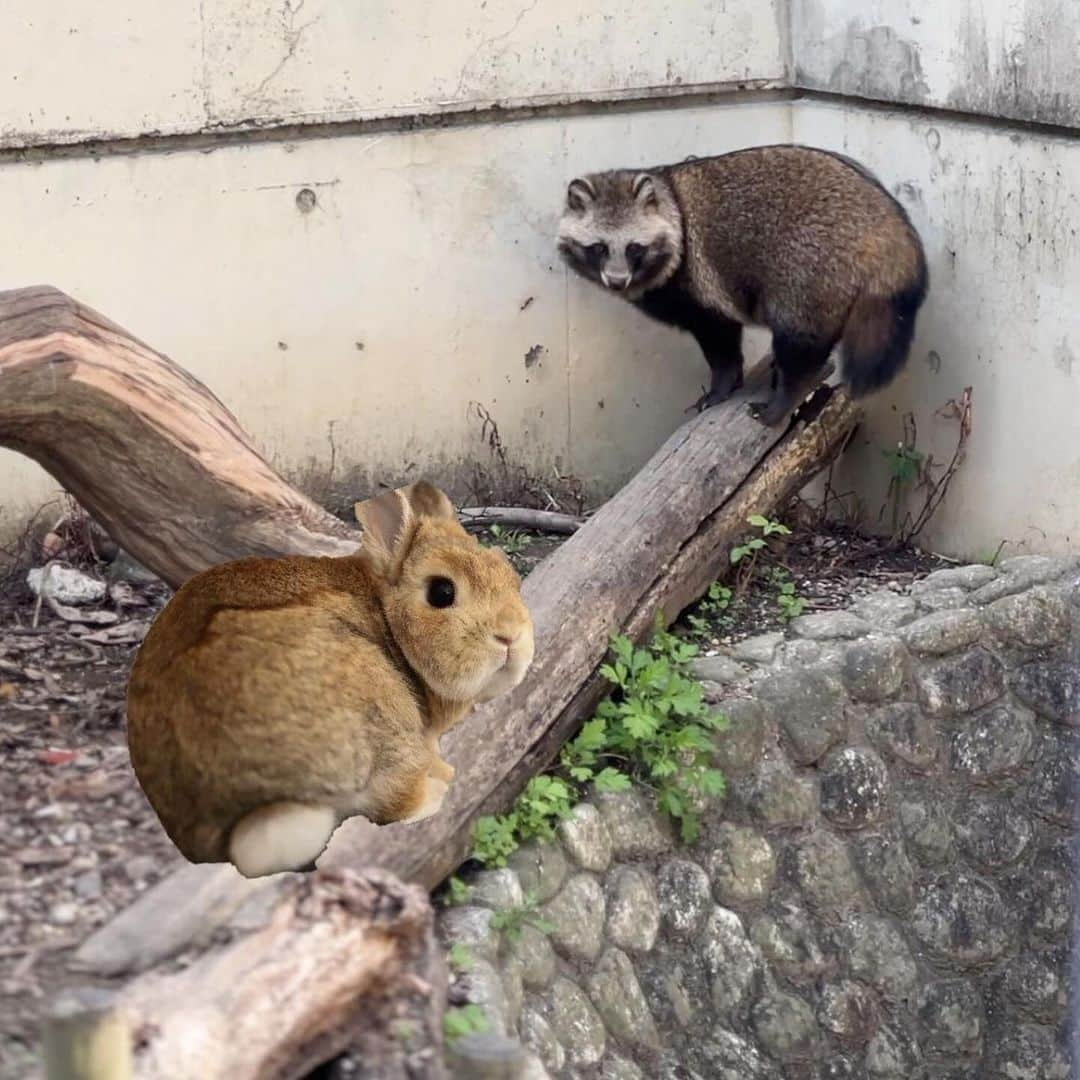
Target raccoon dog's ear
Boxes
[632,172,659,209]
[567,177,596,213]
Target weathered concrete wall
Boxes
[1,1,787,538]
[4,0,786,148]
[0,99,787,532]
[439,557,1079,1078]
[792,0,1080,130]
[793,97,1080,559]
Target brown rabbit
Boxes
[126,481,534,878]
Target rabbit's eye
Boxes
[426,577,456,608]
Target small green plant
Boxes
[443,1004,489,1043]
[469,616,729,864]
[448,943,474,973]
[440,875,473,907]
[489,892,554,944]
[685,580,734,639]
[488,523,530,556]
[770,568,807,621]
[730,514,791,565]
[882,441,926,540]
[470,774,576,868]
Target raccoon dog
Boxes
[557,144,928,426]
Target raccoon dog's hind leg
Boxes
[749,332,833,427]
[686,315,745,414]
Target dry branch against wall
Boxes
[0,287,360,588]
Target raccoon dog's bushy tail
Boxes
[841,275,928,398]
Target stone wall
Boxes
[437,555,1080,1079]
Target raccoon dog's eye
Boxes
[426,577,456,608]
[625,242,647,267]
[586,242,609,261]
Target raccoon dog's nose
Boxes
[601,270,631,291]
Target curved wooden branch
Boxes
[0,287,359,588]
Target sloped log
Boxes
[0,286,359,588]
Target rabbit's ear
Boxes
[403,480,456,521]
[354,488,416,572]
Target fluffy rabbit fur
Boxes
[126,481,534,878]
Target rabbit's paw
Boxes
[228,802,337,878]
[401,776,449,824]
[429,757,456,782]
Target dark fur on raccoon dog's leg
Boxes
[749,333,834,426]
[639,287,744,412]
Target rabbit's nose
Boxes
[494,631,518,647]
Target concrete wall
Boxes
[793,98,1080,557]
[5,0,784,145]
[792,0,1080,129]
[787,0,1080,557]
[3,1,1079,561]
[1,0,786,536]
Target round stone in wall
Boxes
[790,830,865,916]
[916,647,1007,716]
[841,636,907,702]
[755,668,846,765]
[542,977,607,1068]
[912,874,1012,966]
[541,873,606,964]
[586,948,661,1050]
[1002,951,1067,1024]
[593,788,675,858]
[750,901,828,982]
[864,1022,922,1078]
[509,923,556,991]
[916,979,984,1057]
[899,797,955,868]
[852,833,916,915]
[818,979,881,1044]
[701,906,764,1017]
[866,702,940,770]
[1007,854,1072,943]
[711,697,769,776]
[985,585,1071,648]
[656,858,712,936]
[507,840,567,904]
[751,990,822,1063]
[605,866,660,953]
[557,802,613,873]
[820,747,890,829]
[901,609,984,656]
[951,703,1035,781]
[1027,729,1080,825]
[989,1024,1069,1079]
[954,794,1033,870]
[841,914,918,1003]
[734,753,819,828]
[689,1028,778,1080]
[707,823,777,907]
[519,1006,565,1074]
[1010,656,1080,724]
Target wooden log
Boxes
[0,286,359,589]
[110,868,445,1080]
[72,376,859,980]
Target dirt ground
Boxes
[0,518,944,1072]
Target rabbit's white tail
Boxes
[229,802,337,878]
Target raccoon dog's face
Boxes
[557,171,683,301]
